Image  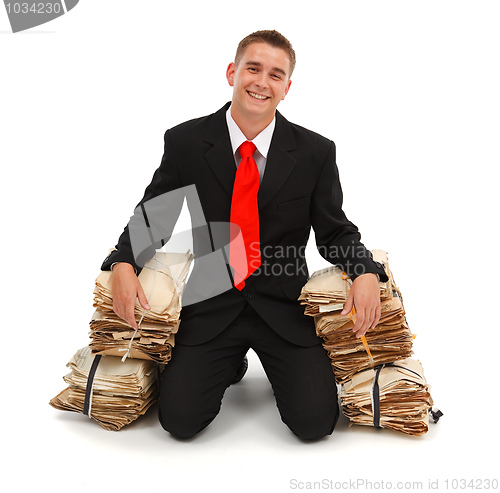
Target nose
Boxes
[254,72,269,89]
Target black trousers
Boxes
[158,303,339,440]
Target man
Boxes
[103,30,388,440]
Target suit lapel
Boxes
[203,104,298,209]
[257,110,297,210]
[204,103,237,197]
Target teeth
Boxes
[248,91,268,100]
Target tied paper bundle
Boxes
[339,358,435,436]
[300,250,442,435]
[49,347,159,431]
[89,312,179,364]
[298,255,393,317]
[300,250,414,384]
[317,290,413,383]
[90,251,194,363]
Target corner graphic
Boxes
[3,0,79,33]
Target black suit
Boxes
[102,103,387,439]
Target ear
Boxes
[226,62,236,87]
[282,79,292,100]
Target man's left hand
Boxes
[341,273,381,338]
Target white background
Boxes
[1,1,499,492]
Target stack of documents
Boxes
[317,290,413,383]
[299,250,393,317]
[300,250,413,383]
[50,346,159,431]
[299,250,440,435]
[89,312,179,363]
[339,358,434,436]
[90,251,193,363]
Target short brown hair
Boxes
[235,30,296,77]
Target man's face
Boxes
[226,42,292,123]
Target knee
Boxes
[290,420,336,441]
[158,403,205,439]
[285,405,339,441]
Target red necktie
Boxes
[230,141,261,290]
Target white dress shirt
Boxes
[225,106,276,182]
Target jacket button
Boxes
[245,293,252,300]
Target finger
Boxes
[354,304,373,338]
[124,303,139,330]
[354,317,368,338]
[352,308,365,335]
[361,305,376,336]
[341,291,354,316]
[371,303,381,329]
[113,300,126,322]
[137,284,151,311]
[357,302,380,337]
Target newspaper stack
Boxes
[339,358,435,436]
[300,250,413,384]
[90,251,193,363]
[49,346,159,431]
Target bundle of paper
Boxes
[90,251,193,362]
[300,250,413,383]
[299,250,394,316]
[317,292,413,383]
[93,252,193,324]
[339,358,434,436]
[49,346,159,431]
[298,265,349,316]
[89,311,178,363]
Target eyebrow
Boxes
[245,61,287,77]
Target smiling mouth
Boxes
[247,91,270,101]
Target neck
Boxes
[230,106,274,141]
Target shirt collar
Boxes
[226,106,275,158]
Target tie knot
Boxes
[239,140,257,159]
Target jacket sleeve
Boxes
[101,130,184,274]
[310,141,388,281]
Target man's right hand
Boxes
[111,263,150,330]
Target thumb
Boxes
[136,284,151,311]
[341,290,354,316]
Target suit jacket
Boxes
[102,102,387,347]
